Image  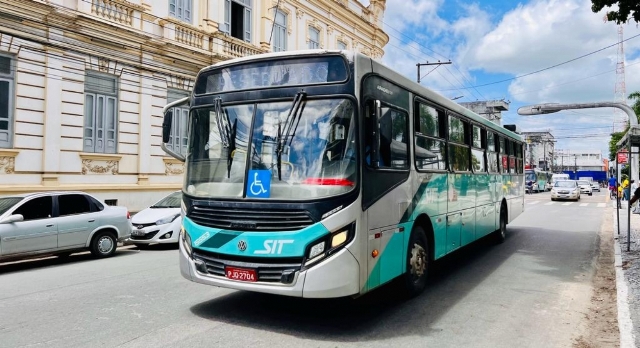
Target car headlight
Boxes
[304,222,355,268]
[181,226,192,256]
[156,214,180,225]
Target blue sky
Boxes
[362,0,640,160]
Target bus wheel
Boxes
[402,226,429,297]
[494,207,507,244]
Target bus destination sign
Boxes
[194,56,348,95]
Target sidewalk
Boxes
[612,199,640,347]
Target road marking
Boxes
[562,202,573,206]
[580,203,588,207]
[598,203,606,208]
[544,202,556,205]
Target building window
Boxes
[309,27,320,49]
[169,0,192,23]
[84,72,118,154]
[223,0,252,42]
[337,40,347,50]
[0,55,14,149]
[272,9,287,52]
[167,89,189,157]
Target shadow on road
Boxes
[0,247,138,275]
[189,223,598,342]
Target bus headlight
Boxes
[181,226,192,257]
[304,222,355,268]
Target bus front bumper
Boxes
[179,237,360,298]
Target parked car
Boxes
[0,191,131,262]
[551,180,580,201]
[127,191,182,247]
[576,180,593,196]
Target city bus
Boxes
[162,50,525,298]
[525,168,552,193]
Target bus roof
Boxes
[198,50,521,142]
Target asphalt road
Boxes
[0,190,609,348]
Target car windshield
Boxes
[555,181,576,188]
[0,197,22,216]
[185,98,356,200]
[151,192,182,208]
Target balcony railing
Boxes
[213,32,269,59]
[91,0,135,26]
[175,24,205,49]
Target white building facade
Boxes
[554,149,605,172]
[0,0,388,211]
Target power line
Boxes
[438,32,640,91]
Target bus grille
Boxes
[192,250,302,283]
[188,205,315,231]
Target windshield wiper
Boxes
[276,91,307,180]
[212,98,237,178]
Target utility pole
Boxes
[543,141,547,171]
[416,61,452,83]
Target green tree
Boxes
[608,91,640,160]
[609,129,626,161]
[592,0,640,24]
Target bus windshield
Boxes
[525,172,536,182]
[185,98,356,200]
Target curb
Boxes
[613,214,636,348]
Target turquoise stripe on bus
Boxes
[183,216,330,258]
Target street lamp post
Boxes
[518,101,638,252]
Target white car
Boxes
[590,182,601,192]
[551,180,581,201]
[576,180,593,196]
[128,191,182,247]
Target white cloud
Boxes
[377,0,640,158]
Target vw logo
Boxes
[237,240,247,252]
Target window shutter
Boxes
[95,95,105,153]
[185,0,192,23]
[83,93,95,152]
[223,0,230,33]
[0,80,11,148]
[244,6,251,42]
[169,0,176,17]
[105,96,117,154]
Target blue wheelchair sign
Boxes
[247,170,271,198]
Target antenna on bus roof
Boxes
[268,0,282,47]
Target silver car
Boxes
[0,192,132,262]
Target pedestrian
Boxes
[628,183,640,213]
[623,178,630,201]
[609,176,617,198]
[618,184,623,208]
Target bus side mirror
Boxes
[162,110,173,144]
[161,97,189,162]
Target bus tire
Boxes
[494,206,507,244]
[402,226,429,297]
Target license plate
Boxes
[132,229,145,236]
[225,266,257,282]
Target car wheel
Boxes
[90,231,117,258]
[589,193,592,196]
[402,226,429,298]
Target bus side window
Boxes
[365,101,409,170]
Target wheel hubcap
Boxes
[98,236,113,254]
[409,242,427,280]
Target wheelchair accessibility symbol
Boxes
[247,170,271,198]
